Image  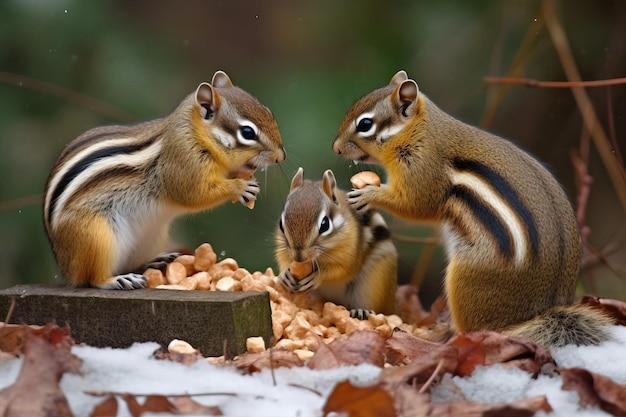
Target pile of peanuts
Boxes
[147,243,431,361]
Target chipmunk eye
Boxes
[239,126,256,141]
[319,215,332,236]
[356,117,373,133]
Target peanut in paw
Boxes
[350,171,381,189]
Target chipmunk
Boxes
[332,70,613,346]
[44,71,285,290]
[274,168,397,319]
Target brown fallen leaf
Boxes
[561,367,626,416]
[90,396,118,417]
[581,296,626,326]
[396,285,428,325]
[309,331,385,370]
[385,330,446,366]
[0,323,73,355]
[380,344,458,391]
[0,332,81,417]
[323,380,396,417]
[429,395,552,417]
[233,349,302,373]
[419,296,450,327]
[450,331,553,377]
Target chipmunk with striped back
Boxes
[332,70,613,346]
[44,71,285,290]
[275,168,397,319]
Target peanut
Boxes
[350,171,381,189]
[246,336,266,353]
[144,268,166,288]
[168,339,196,355]
[194,243,217,271]
[166,262,187,285]
[175,255,196,275]
[289,260,313,280]
[192,271,211,290]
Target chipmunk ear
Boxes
[290,167,304,192]
[211,70,233,88]
[393,79,419,117]
[195,82,220,118]
[389,70,408,86]
[322,170,338,203]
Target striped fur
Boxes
[275,170,397,316]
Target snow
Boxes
[0,326,625,417]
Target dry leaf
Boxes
[90,396,118,417]
[396,285,427,325]
[0,333,81,417]
[309,331,385,370]
[323,381,396,417]
[380,345,457,391]
[385,330,446,366]
[233,349,302,373]
[0,323,73,355]
[581,296,626,326]
[169,397,223,415]
[429,396,551,417]
[561,367,626,416]
[419,296,450,327]
[450,331,553,377]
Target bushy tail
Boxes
[504,305,614,348]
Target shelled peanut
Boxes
[146,242,431,360]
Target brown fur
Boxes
[333,71,612,346]
[275,170,397,314]
[45,72,284,287]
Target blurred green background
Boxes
[1,0,624,304]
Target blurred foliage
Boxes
[0,0,624,303]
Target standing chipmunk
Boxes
[44,71,285,290]
[275,168,397,319]
[332,70,613,346]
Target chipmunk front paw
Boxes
[347,185,378,213]
[98,273,147,290]
[279,269,318,293]
[237,179,260,208]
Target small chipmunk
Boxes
[44,71,285,290]
[332,70,613,346]
[274,168,397,319]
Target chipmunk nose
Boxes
[333,140,341,154]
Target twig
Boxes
[570,128,593,248]
[86,390,238,398]
[484,75,626,88]
[543,0,626,212]
[392,235,441,245]
[3,298,16,324]
[418,359,444,394]
[287,383,323,397]
[0,71,133,122]
[269,347,277,387]
[606,87,623,165]
[0,194,41,212]
[481,12,544,128]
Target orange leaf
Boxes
[323,381,396,417]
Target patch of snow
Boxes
[432,326,626,417]
[1,325,624,416]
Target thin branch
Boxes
[3,298,16,324]
[86,390,239,398]
[0,194,41,212]
[543,0,626,213]
[0,71,133,122]
[606,87,623,165]
[481,12,544,128]
[484,75,626,88]
[418,359,444,394]
[392,235,441,245]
